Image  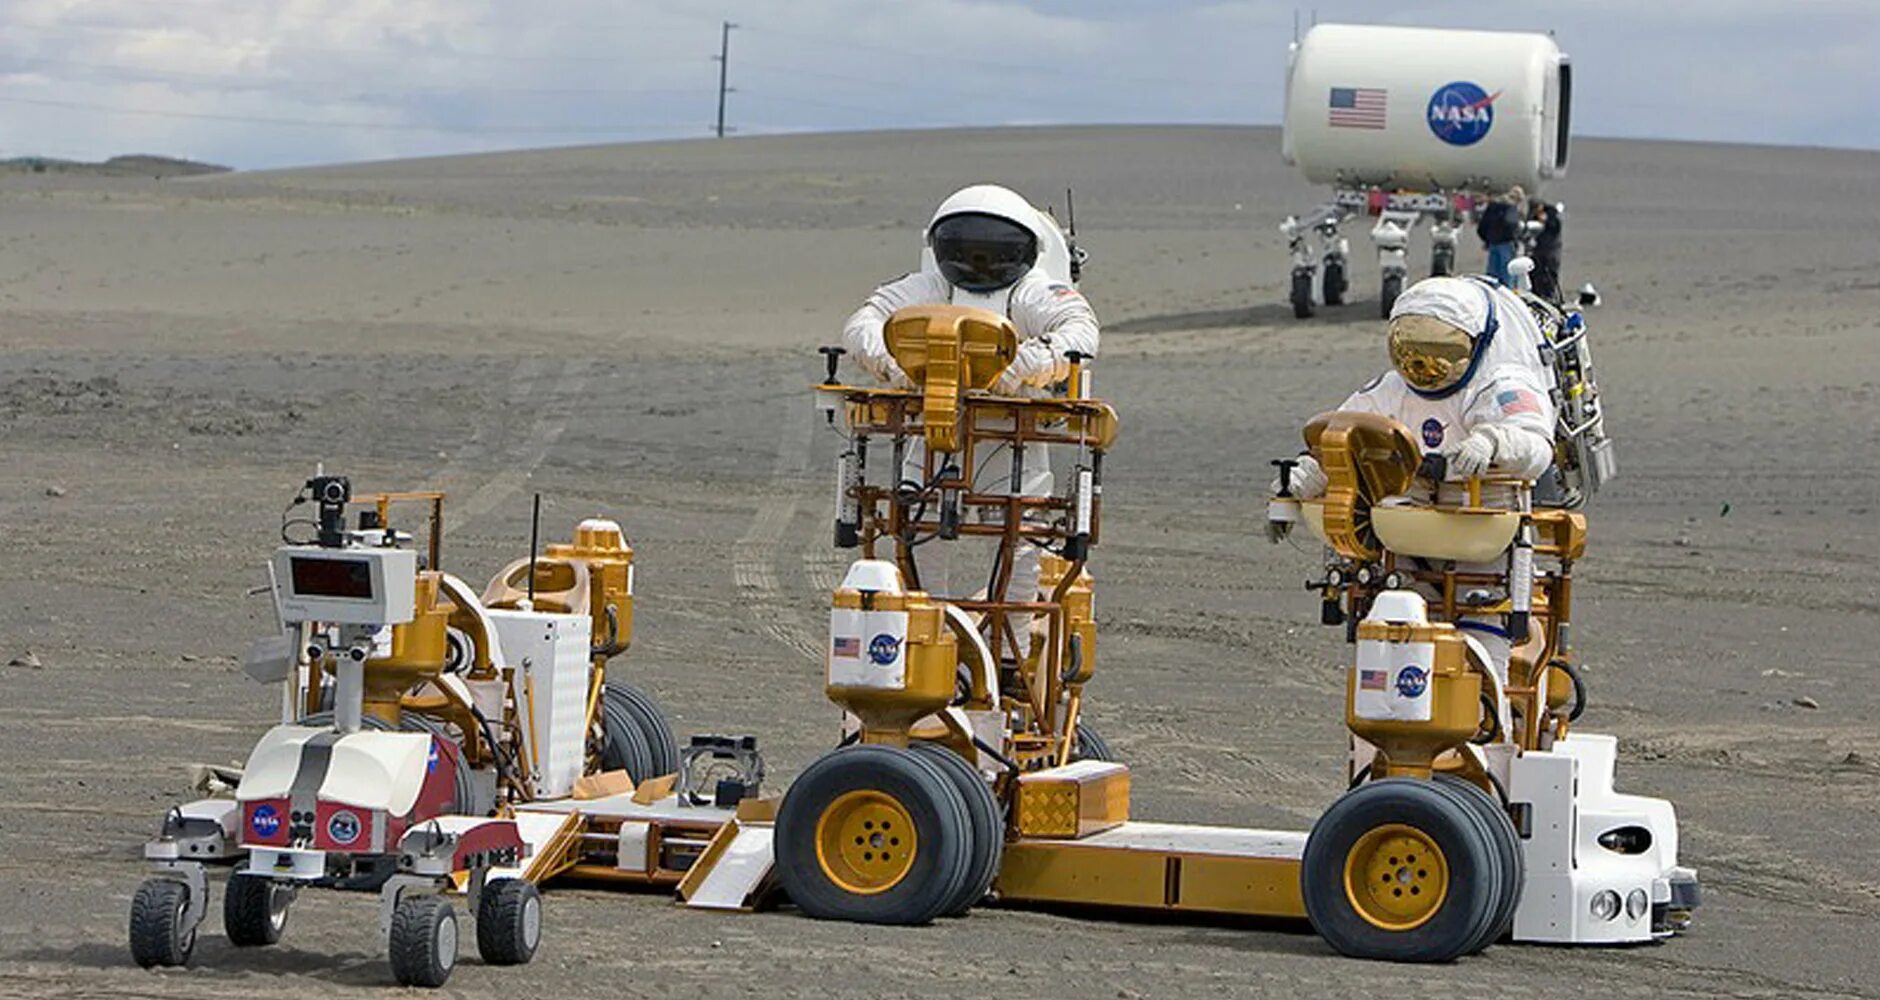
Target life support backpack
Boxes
[1513,287,1616,508]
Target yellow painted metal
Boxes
[1303,410,1421,562]
[1014,763,1129,839]
[363,571,450,725]
[883,305,1018,453]
[815,790,918,895]
[825,588,957,745]
[481,520,636,661]
[1342,823,1449,931]
[1179,854,1308,916]
[1345,619,1480,779]
[995,841,1306,918]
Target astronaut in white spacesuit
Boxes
[1273,274,1557,509]
[1270,274,1558,710]
[842,184,1099,659]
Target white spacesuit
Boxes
[842,184,1099,657]
[1272,275,1559,712]
[1277,275,1557,508]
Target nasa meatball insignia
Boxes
[1427,81,1500,147]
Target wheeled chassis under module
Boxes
[1283,188,1476,319]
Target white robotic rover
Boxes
[1279,23,1572,317]
[129,474,707,987]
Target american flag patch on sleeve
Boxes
[1360,669,1389,691]
[1496,389,1542,416]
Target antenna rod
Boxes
[527,492,542,606]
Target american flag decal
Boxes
[832,636,861,658]
[1497,389,1542,416]
[1329,87,1387,129]
[1360,669,1389,691]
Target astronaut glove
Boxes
[865,354,913,390]
[995,338,1057,395]
[1442,431,1496,480]
[1270,454,1328,500]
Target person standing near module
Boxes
[1525,199,1564,301]
[1476,186,1524,286]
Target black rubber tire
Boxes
[388,895,458,988]
[1301,778,1501,963]
[1070,722,1116,763]
[775,745,973,925]
[129,878,196,968]
[1380,273,1404,319]
[223,875,289,947]
[598,687,655,784]
[1291,270,1315,319]
[1431,246,1454,278]
[606,681,679,779]
[1323,260,1347,306]
[475,879,542,966]
[1434,774,1524,949]
[909,742,1004,916]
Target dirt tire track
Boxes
[733,402,820,661]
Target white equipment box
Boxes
[272,546,417,625]
[486,609,592,799]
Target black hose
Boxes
[1471,692,1503,745]
[469,705,521,789]
[971,735,1022,778]
[1555,659,1589,722]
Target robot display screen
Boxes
[290,556,374,600]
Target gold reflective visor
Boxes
[1388,315,1475,392]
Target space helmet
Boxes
[926,185,1041,293]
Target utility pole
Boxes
[713,20,737,138]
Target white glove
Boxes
[1270,454,1327,500]
[860,353,912,390]
[994,339,1057,394]
[883,358,913,390]
[1443,431,1496,480]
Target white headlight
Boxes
[1626,888,1650,921]
[1591,889,1621,921]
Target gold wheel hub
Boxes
[1343,823,1449,930]
[815,790,918,894]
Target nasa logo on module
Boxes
[1427,81,1500,147]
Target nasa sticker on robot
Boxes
[1427,81,1498,147]
[327,809,362,847]
[250,804,281,838]
[868,633,902,668]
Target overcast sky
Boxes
[1,0,1874,169]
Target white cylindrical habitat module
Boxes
[1282,23,1571,193]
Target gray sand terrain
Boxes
[1,125,1876,998]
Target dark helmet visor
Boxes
[930,212,1038,292]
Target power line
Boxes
[0,17,702,66]
[740,20,1245,90]
[0,52,711,100]
[0,95,697,135]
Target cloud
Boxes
[0,0,1871,168]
